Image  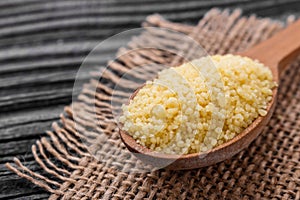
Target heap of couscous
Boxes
[119,55,276,154]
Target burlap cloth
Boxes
[6,9,300,199]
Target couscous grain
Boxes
[119,55,276,154]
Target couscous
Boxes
[119,55,276,154]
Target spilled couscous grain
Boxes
[119,55,276,154]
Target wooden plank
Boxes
[0,57,84,73]
[9,193,49,200]
[0,16,146,38]
[0,0,295,19]
[0,88,76,112]
[0,28,127,48]
[0,105,64,130]
[0,70,80,87]
[0,174,49,199]
[0,40,122,61]
[0,120,52,141]
[0,139,38,157]
[0,0,47,7]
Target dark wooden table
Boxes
[0,0,299,199]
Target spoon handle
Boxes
[241,19,300,74]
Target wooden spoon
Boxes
[119,19,300,170]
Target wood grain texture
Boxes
[0,0,299,198]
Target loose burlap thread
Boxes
[6,9,300,199]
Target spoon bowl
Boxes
[119,19,300,170]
